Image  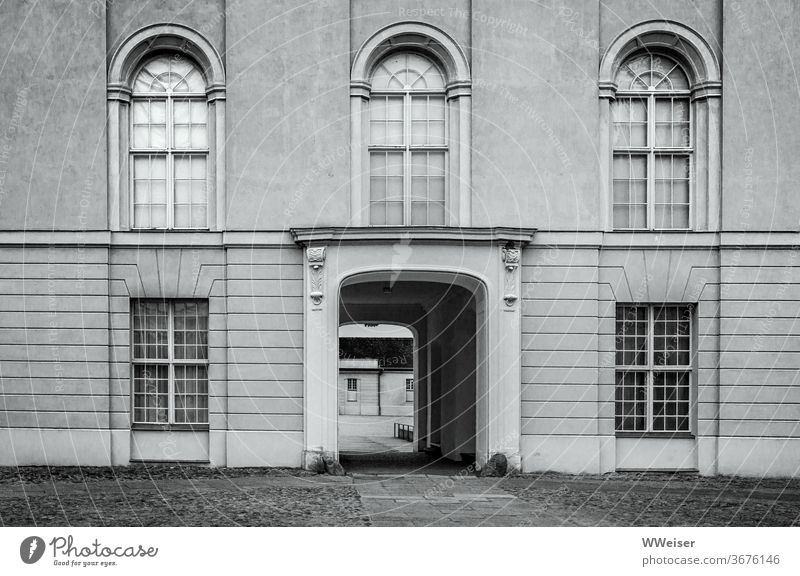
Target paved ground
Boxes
[339,414,413,454]
[1,466,798,527]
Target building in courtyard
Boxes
[0,0,798,476]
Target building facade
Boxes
[338,359,413,417]
[0,0,798,476]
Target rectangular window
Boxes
[405,378,414,403]
[615,304,693,434]
[612,96,691,230]
[132,300,209,425]
[130,95,208,230]
[346,378,358,402]
[369,92,447,226]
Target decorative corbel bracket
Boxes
[307,246,326,305]
[501,245,521,307]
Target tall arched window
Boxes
[131,55,208,229]
[368,52,447,226]
[350,23,472,227]
[612,53,691,230]
[599,21,721,232]
[108,24,225,232]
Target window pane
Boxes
[174,301,209,360]
[134,55,206,94]
[370,96,403,146]
[369,202,385,225]
[133,364,169,423]
[174,365,209,424]
[386,202,403,225]
[408,151,445,225]
[615,371,647,431]
[132,301,169,359]
[370,151,404,225]
[173,99,207,150]
[653,305,692,366]
[615,54,689,92]
[410,95,446,146]
[655,98,691,148]
[652,371,690,431]
[612,154,647,229]
[370,52,445,91]
[615,305,648,366]
[132,155,167,229]
[131,99,167,149]
[654,155,690,229]
[173,156,207,228]
[613,98,647,147]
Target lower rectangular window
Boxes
[132,300,209,425]
[615,304,693,434]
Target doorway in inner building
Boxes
[337,271,486,474]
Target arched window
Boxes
[108,24,225,232]
[600,21,721,232]
[131,55,209,229]
[612,53,691,230]
[368,52,447,226]
[350,23,472,227]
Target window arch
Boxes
[600,21,721,232]
[368,52,448,226]
[107,24,225,232]
[612,53,692,229]
[351,22,471,227]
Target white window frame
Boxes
[614,304,694,435]
[129,65,209,230]
[130,300,209,427]
[368,62,449,226]
[612,57,693,231]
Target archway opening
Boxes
[337,271,487,474]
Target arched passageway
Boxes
[338,271,487,467]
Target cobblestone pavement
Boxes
[1,467,798,527]
[0,467,369,527]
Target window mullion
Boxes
[647,94,655,231]
[168,303,175,425]
[404,91,411,225]
[647,305,654,432]
[167,94,173,230]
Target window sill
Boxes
[615,432,695,440]
[131,423,210,432]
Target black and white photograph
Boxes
[0,0,798,572]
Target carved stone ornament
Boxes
[501,246,520,307]
[502,247,521,271]
[307,247,326,305]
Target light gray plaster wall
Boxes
[471,0,601,230]
[721,0,800,231]
[0,1,107,231]
[225,0,351,230]
[718,247,800,475]
[0,247,111,465]
[225,247,304,466]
